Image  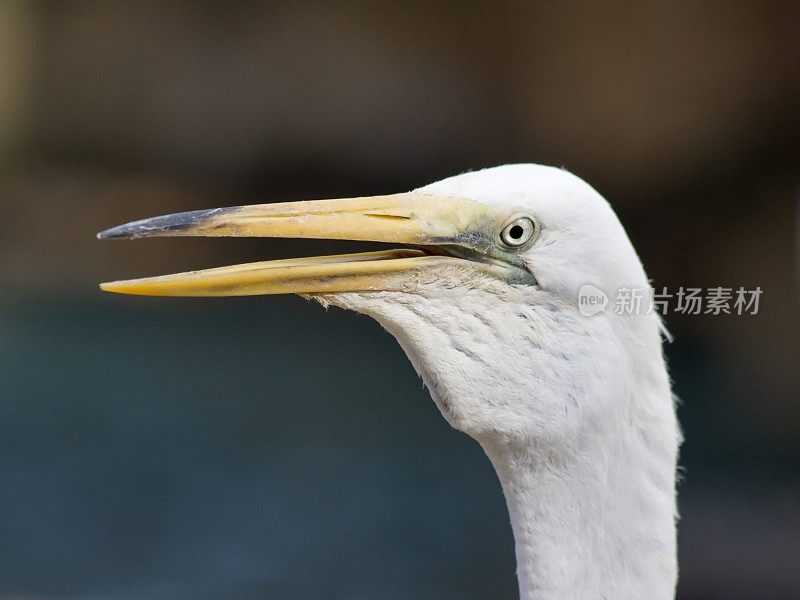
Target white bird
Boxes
[99,164,680,600]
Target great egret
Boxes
[99,164,680,600]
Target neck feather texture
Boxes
[324,288,679,600]
[481,407,678,600]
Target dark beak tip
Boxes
[95,207,238,241]
[97,223,140,239]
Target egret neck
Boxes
[481,415,677,600]
[333,282,679,600]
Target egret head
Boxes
[99,164,664,447]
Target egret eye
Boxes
[500,216,537,247]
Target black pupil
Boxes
[509,224,524,240]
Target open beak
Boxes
[98,192,505,297]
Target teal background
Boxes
[2,296,797,599]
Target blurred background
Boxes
[1,2,799,598]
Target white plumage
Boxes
[322,166,680,599]
[101,164,680,600]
